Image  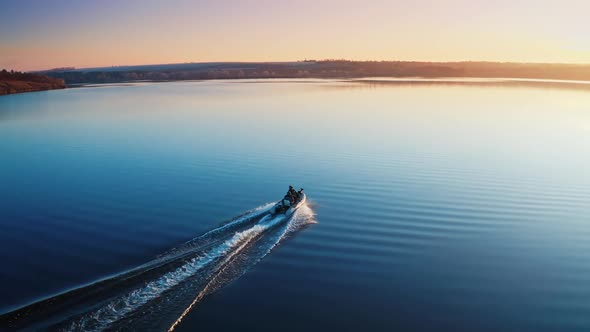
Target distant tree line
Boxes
[41,61,590,85]
[1,69,57,82]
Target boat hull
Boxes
[270,193,306,216]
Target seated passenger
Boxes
[288,185,298,201]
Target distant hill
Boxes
[40,60,590,85]
[0,70,65,96]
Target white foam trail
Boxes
[168,204,317,331]
[64,203,316,332]
[159,202,275,258]
[66,213,284,332]
[186,203,275,242]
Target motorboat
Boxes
[269,188,306,216]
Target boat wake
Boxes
[0,202,316,331]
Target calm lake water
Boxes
[1,79,589,331]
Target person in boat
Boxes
[275,186,303,214]
[283,187,293,204]
[288,185,298,202]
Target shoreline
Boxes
[70,76,590,90]
[3,75,590,97]
[0,71,66,96]
[0,83,65,96]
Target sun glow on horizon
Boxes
[1,0,589,71]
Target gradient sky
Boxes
[1,0,589,71]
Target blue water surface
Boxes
[1,79,589,331]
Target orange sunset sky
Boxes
[1,0,589,71]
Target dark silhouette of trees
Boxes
[0,70,65,95]
[36,61,590,85]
